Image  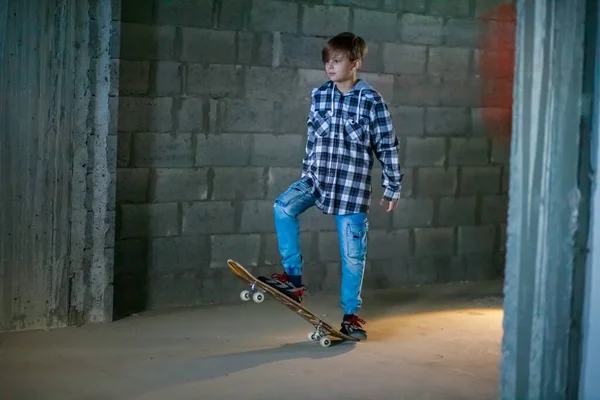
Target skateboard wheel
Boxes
[240,290,251,301]
[320,337,331,347]
[252,292,264,303]
[308,332,317,341]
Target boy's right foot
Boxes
[258,272,306,303]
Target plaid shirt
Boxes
[302,79,403,215]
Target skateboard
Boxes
[227,259,359,347]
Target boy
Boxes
[264,32,403,340]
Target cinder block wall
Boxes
[114,0,514,315]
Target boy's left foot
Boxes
[341,314,367,340]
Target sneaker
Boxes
[341,314,367,340]
[258,272,306,303]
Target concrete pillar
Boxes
[501,0,596,398]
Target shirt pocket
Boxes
[344,116,370,146]
[307,110,332,137]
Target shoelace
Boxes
[346,316,366,327]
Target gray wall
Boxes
[0,0,119,331]
[113,0,514,314]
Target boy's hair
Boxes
[321,32,368,64]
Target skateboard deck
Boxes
[227,259,359,347]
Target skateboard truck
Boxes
[240,281,265,303]
[307,323,332,347]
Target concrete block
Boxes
[118,97,172,132]
[219,0,246,30]
[263,232,312,265]
[131,133,194,167]
[475,0,516,20]
[481,79,513,108]
[117,133,131,167]
[429,0,470,17]
[182,201,236,234]
[238,32,273,66]
[438,196,477,226]
[152,61,182,96]
[117,60,149,95]
[353,9,398,41]
[251,134,305,167]
[480,20,516,50]
[426,107,470,135]
[245,66,298,100]
[154,0,214,28]
[365,229,411,260]
[277,100,310,133]
[382,43,427,74]
[110,96,120,135]
[365,258,409,288]
[448,138,490,166]
[210,234,261,268]
[250,0,298,33]
[152,168,209,202]
[181,28,236,63]
[438,78,482,107]
[474,49,514,79]
[222,99,275,132]
[361,42,383,73]
[177,98,205,132]
[471,107,512,137]
[428,47,471,77]
[149,236,210,275]
[267,167,302,198]
[196,134,252,166]
[383,0,426,13]
[299,207,337,231]
[458,225,496,254]
[404,137,446,167]
[394,75,442,107]
[414,227,454,256]
[359,73,394,103]
[460,166,501,195]
[417,256,465,283]
[114,238,147,275]
[297,69,329,99]
[239,200,276,233]
[318,231,342,262]
[499,223,507,251]
[388,106,424,136]
[280,34,325,70]
[392,198,434,228]
[147,271,202,308]
[119,203,179,238]
[213,167,266,200]
[418,167,458,196]
[302,5,349,36]
[490,136,511,164]
[501,166,509,193]
[480,195,508,224]
[324,0,379,8]
[120,24,175,60]
[187,64,242,98]
[465,254,502,281]
[121,0,153,24]
[116,168,149,203]
[399,167,414,197]
[445,18,479,47]
[399,14,443,45]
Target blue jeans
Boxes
[273,177,368,315]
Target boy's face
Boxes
[324,52,361,83]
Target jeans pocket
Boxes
[345,222,368,259]
[276,178,311,207]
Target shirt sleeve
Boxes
[370,99,403,201]
[301,89,318,178]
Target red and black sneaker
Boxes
[258,272,306,303]
[341,314,367,340]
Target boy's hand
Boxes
[380,198,398,212]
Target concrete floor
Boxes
[0,281,504,400]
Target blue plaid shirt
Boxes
[302,79,403,215]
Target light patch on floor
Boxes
[0,281,504,400]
